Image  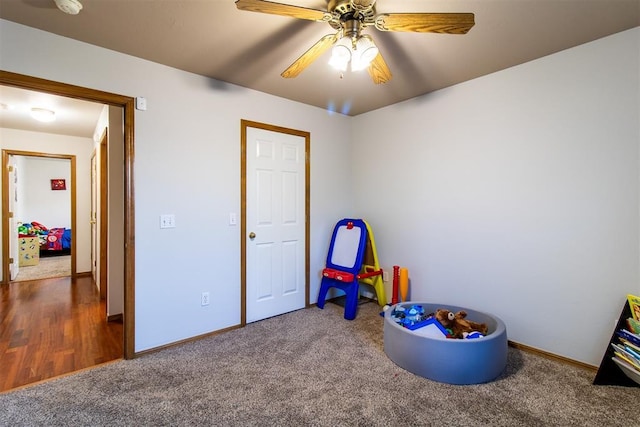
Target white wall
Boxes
[0,128,94,273]
[352,28,640,366]
[14,155,26,222]
[0,19,353,352]
[19,156,70,228]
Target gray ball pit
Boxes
[384,302,508,385]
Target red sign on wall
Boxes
[50,179,66,190]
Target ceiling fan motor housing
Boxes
[350,0,376,11]
[328,0,377,31]
[343,19,362,39]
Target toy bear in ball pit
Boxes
[435,309,488,339]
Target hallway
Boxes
[0,275,123,392]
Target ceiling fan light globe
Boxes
[351,36,378,71]
[350,56,368,71]
[360,46,378,63]
[331,43,351,61]
[354,35,375,52]
[329,38,352,71]
[329,54,349,71]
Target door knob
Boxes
[249,232,256,239]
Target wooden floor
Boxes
[0,275,123,392]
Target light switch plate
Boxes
[136,97,147,111]
[160,214,175,229]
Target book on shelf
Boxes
[628,294,640,321]
[627,317,640,334]
[616,329,640,347]
[611,356,640,386]
[622,342,640,360]
[619,337,640,354]
[611,343,640,371]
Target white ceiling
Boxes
[0,85,103,138]
[0,0,638,136]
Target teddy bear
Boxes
[435,308,488,339]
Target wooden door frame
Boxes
[90,134,108,302]
[99,136,108,302]
[2,150,77,278]
[0,70,136,359]
[240,119,310,326]
[90,150,97,285]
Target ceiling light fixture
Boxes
[351,35,378,71]
[329,34,379,72]
[54,0,83,15]
[328,37,352,71]
[30,108,56,123]
[329,18,379,73]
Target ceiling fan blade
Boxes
[235,0,330,22]
[367,52,392,84]
[281,33,338,79]
[375,13,475,34]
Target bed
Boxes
[18,221,72,257]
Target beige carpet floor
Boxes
[1,301,639,426]
[14,255,71,281]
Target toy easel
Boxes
[359,220,386,307]
[317,218,385,320]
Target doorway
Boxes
[0,70,136,359]
[240,119,310,325]
[3,151,76,282]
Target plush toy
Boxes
[435,309,488,339]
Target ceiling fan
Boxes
[235,0,475,84]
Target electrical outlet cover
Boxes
[201,292,210,306]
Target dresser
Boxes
[19,236,40,266]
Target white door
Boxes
[246,125,306,323]
[8,157,19,280]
